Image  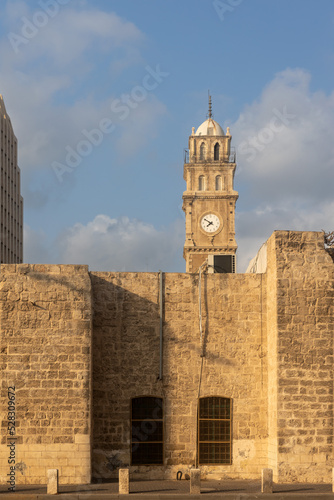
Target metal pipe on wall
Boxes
[158,270,163,380]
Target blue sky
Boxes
[0,0,334,271]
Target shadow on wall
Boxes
[91,273,162,480]
[90,272,247,480]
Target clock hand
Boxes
[204,218,213,225]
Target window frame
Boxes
[131,396,164,466]
[198,175,205,191]
[215,175,222,191]
[199,142,206,160]
[198,396,232,465]
[214,142,220,160]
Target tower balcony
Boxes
[184,148,236,164]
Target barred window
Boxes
[198,397,231,464]
[131,397,163,465]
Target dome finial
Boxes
[208,91,212,119]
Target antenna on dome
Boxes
[208,91,213,119]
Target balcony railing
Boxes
[184,148,236,164]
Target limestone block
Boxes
[119,468,129,495]
[190,468,200,494]
[261,468,273,493]
[332,468,334,493]
[47,469,58,495]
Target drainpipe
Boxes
[158,270,163,380]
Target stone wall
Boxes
[266,231,334,482]
[0,264,92,485]
[91,271,268,480]
[266,234,279,476]
[0,231,331,485]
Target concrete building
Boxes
[0,104,332,487]
[0,95,23,263]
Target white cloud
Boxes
[231,68,334,270]
[233,68,334,203]
[24,215,185,272]
[236,201,334,272]
[3,4,144,67]
[0,3,155,174]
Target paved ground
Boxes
[0,479,334,499]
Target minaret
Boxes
[182,95,238,273]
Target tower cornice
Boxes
[182,192,238,201]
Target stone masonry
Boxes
[0,264,92,485]
[91,269,267,480]
[0,231,332,485]
[267,231,334,482]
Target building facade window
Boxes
[214,142,220,160]
[200,142,205,160]
[131,397,163,465]
[198,396,231,464]
[215,175,222,191]
[198,175,205,191]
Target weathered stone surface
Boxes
[267,232,334,483]
[261,468,273,493]
[182,123,238,273]
[0,232,332,485]
[47,469,58,495]
[190,468,201,494]
[91,231,333,483]
[91,270,268,480]
[119,468,129,494]
[0,265,92,485]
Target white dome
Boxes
[195,118,224,136]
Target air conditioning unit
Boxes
[208,254,236,274]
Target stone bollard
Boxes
[47,469,58,495]
[119,468,130,495]
[190,468,201,494]
[261,468,273,494]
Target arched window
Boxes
[200,142,205,160]
[198,396,231,464]
[131,397,163,465]
[214,143,220,160]
[215,175,222,191]
[198,175,205,191]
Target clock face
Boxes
[201,213,221,233]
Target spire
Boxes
[208,91,212,119]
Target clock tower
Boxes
[182,97,238,273]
